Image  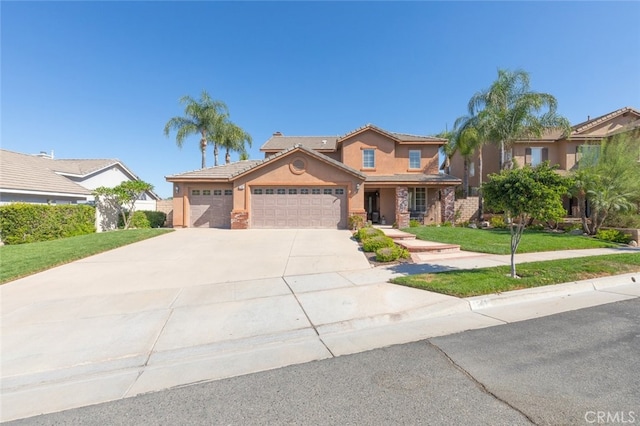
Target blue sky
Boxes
[3,1,639,199]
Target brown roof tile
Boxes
[261,136,338,152]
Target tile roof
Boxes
[261,136,339,152]
[165,160,263,179]
[0,150,161,200]
[167,145,366,181]
[260,125,446,152]
[572,106,640,134]
[0,150,92,196]
[365,174,461,184]
[339,124,446,144]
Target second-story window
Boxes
[409,150,421,169]
[363,149,375,168]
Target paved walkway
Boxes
[1,229,638,422]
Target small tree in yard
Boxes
[483,163,568,278]
[93,181,154,230]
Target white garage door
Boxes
[251,187,347,229]
[189,189,233,228]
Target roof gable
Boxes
[166,145,366,182]
[339,124,446,145]
[571,106,640,137]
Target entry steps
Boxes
[378,228,461,254]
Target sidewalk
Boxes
[2,240,638,422]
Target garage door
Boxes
[189,189,233,228]
[251,187,347,229]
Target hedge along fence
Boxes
[0,203,96,245]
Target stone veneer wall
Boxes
[231,211,249,229]
[395,187,409,229]
[453,196,480,223]
[440,188,456,223]
[155,200,174,227]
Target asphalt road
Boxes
[9,299,639,426]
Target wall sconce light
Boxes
[238,184,245,190]
[356,183,361,192]
[174,185,180,194]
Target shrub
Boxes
[348,215,365,231]
[490,216,507,229]
[0,203,95,245]
[603,211,640,229]
[142,211,166,228]
[409,219,421,228]
[362,235,395,252]
[595,229,632,244]
[375,245,411,262]
[356,226,384,241]
[527,223,545,231]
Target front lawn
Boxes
[391,253,640,297]
[403,226,617,254]
[0,229,173,284]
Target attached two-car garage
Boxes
[251,186,347,229]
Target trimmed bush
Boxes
[356,226,384,242]
[0,203,95,245]
[595,229,632,244]
[142,211,167,228]
[362,235,395,252]
[375,245,410,262]
[348,215,365,230]
[409,219,421,228]
[490,216,507,229]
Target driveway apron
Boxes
[1,229,468,422]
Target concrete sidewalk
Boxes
[1,229,638,422]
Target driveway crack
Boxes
[282,277,335,358]
[427,340,537,425]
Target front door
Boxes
[365,191,380,223]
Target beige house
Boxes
[449,106,640,197]
[166,124,461,229]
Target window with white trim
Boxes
[312,188,321,195]
[191,189,201,196]
[525,147,548,166]
[202,190,211,196]
[323,189,332,195]
[224,189,232,196]
[409,150,421,169]
[362,149,375,168]
[408,188,426,211]
[213,189,222,196]
[253,189,263,195]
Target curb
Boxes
[465,273,639,310]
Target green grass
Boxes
[404,226,617,254]
[0,229,173,284]
[391,253,640,297]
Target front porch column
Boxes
[440,187,455,223]
[395,186,409,229]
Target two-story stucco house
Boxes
[166,124,461,229]
[450,106,640,193]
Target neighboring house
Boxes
[0,149,160,211]
[166,124,461,229]
[449,106,640,211]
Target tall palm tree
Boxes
[469,69,571,170]
[217,120,253,164]
[164,90,228,169]
[454,113,488,219]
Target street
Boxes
[8,299,639,426]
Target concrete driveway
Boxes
[1,229,473,422]
[5,229,636,422]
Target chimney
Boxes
[587,115,590,120]
[273,131,283,136]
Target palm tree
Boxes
[469,69,571,170]
[164,90,228,169]
[436,129,456,175]
[454,113,488,219]
[218,120,253,164]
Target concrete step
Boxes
[396,239,461,254]
[378,228,416,240]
